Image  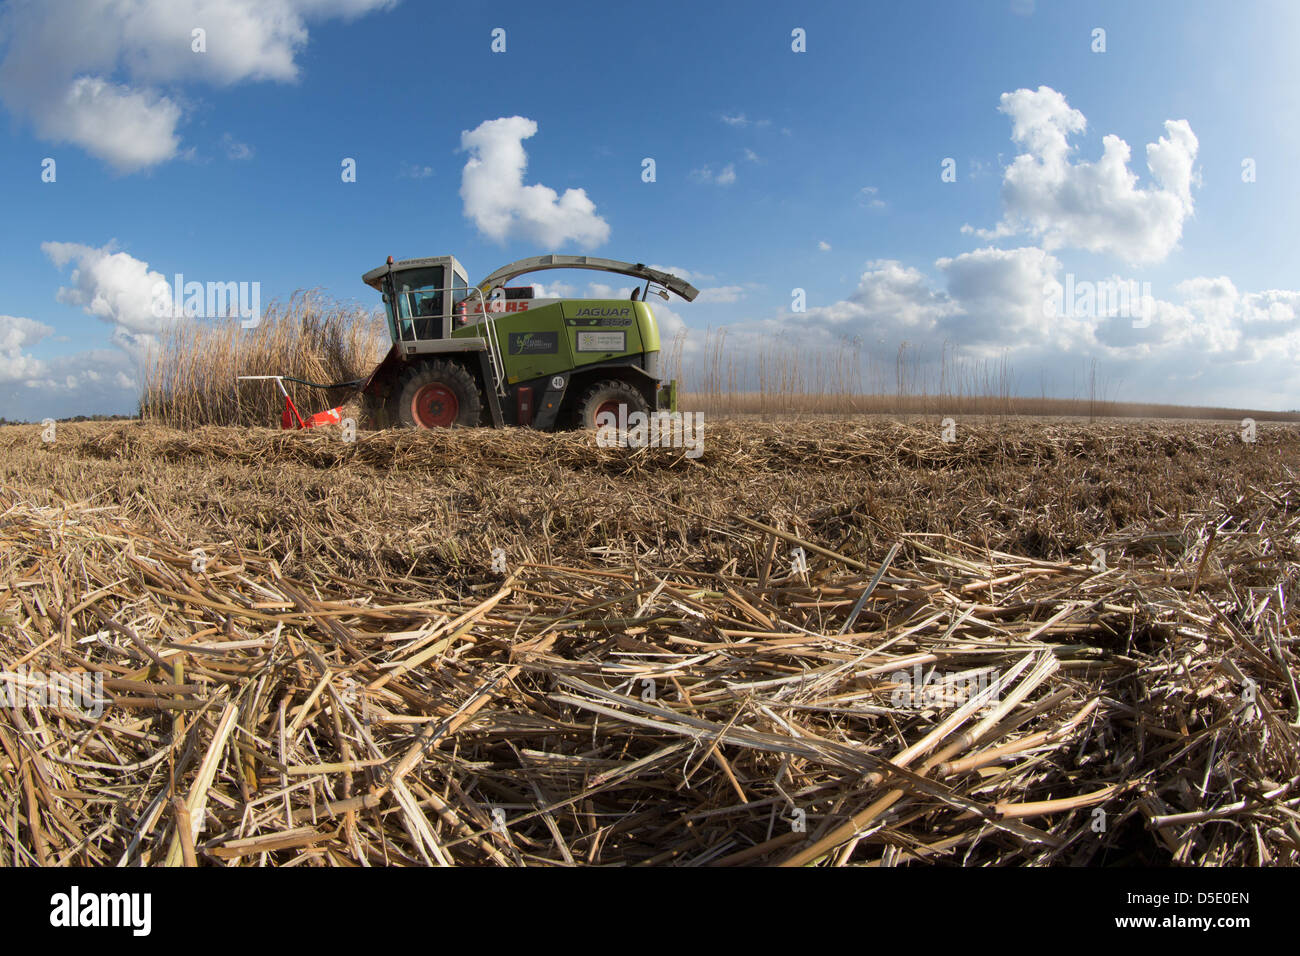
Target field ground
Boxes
[1,417,1297,865]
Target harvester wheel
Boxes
[573,380,650,430]
[396,360,483,429]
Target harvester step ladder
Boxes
[469,287,508,397]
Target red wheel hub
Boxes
[595,400,623,424]
[412,383,459,428]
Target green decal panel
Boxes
[562,301,643,366]
[478,302,574,383]
[451,299,660,384]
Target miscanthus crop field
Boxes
[0,417,1297,866]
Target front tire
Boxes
[572,379,650,430]
[396,359,483,429]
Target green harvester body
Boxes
[359,255,695,430]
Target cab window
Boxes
[393,267,446,338]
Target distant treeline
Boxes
[0,414,137,426]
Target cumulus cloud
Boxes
[39,240,191,363]
[650,301,688,346]
[530,281,576,299]
[459,116,610,248]
[6,237,274,418]
[43,77,183,171]
[690,248,1300,407]
[720,113,769,128]
[859,186,886,210]
[690,163,737,186]
[586,282,634,300]
[794,259,956,344]
[42,241,175,338]
[221,132,254,160]
[696,285,746,304]
[0,310,144,421]
[0,347,140,421]
[0,315,54,383]
[398,161,433,179]
[0,242,180,418]
[648,265,714,283]
[1115,278,1299,359]
[934,246,1083,349]
[0,0,393,171]
[968,86,1199,264]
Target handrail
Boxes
[470,287,507,396]
[394,286,506,396]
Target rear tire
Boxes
[572,379,650,430]
[396,359,483,429]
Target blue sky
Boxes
[2,0,1298,419]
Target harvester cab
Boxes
[359,254,698,431]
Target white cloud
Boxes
[818,241,832,252]
[935,246,1081,349]
[459,116,610,248]
[797,259,957,343]
[677,246,1300,407]
[651,301,688,346]
[743,148,762,163]
[221,132,253,160]
[788,247,1098,355]
[721,113,769,128]
[969,86,1199,265]
[648,265,714,283]
[0,347,140,421]
[41,241,176,352]
[697,285,746,304]
[859,186,886,210]
[690,163,737,186]
[398,161,433,179]
[0,315,53,383]
[586,282,634,300]
[0,0,394,172]
[531,281,575,299]
[42,77,183,172]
